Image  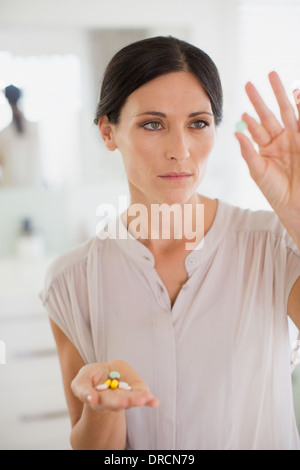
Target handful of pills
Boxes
[95,371,132,391]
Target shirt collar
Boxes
[101,199,227,271]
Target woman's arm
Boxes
[287,277,300,331]
[235,72,300,329]
[49,318,159,450]
[49,318,126,449]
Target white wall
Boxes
[0,0,298,256]
[0,0,222,29]
[0,0,232,257]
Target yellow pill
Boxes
[104,379,112,387]
[111,379,119,389]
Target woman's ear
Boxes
[98,116,118,151]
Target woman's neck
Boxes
[122,194,217,254]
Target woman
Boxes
[40,36,300,450]
[0,85,42,187]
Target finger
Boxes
[293,88,300,131]
[268,71,298,131]
[241,113,270,147]
[96,389,133,411]
[95,388,159,412]
[245,81,282,138]
[235,132,266,184]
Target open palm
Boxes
[71,359,159,412]
[235,71,300,217]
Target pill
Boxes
[119,381,132,391]
[111,379,119,389]
[95,383,108,391]
[104,379,112,387]
[235,120,247,133]
[109,371,121,379]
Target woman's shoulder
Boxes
[217,199,298,251]
[219,199,282,234]
[43,236,99,293]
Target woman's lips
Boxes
[158,172,193,181]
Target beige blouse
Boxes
[40,200,300,450]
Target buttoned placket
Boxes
[105,207,223,448]
[115,213,206,448]
[135,256,174,449]
[139,251,201,449]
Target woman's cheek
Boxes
[195,135,215,159]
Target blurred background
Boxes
[0,0,299,449]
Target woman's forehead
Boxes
[121,71,212,118]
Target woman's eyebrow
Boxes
[136,111,213,118]
[189,111,213,117]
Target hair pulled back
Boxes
[5,84,22,105]
[94,36,223,127]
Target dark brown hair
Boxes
[94,36,223,127]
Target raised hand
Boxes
[235,72,300,246]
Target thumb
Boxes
[71,374,99,406]
[71,363,108,406]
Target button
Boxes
[188,257,196,266]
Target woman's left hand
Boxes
[235,71,300,246]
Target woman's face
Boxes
[100,71,216,206]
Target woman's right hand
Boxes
[71,360,160,412]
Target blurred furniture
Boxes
[0,257,71,450]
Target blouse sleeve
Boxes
[282,229,300,367]
[39,253,96,364]
[284,232,300,313]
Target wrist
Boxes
[278,210,300,251]
[71,404,126,450]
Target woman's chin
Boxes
[154,189,199,207]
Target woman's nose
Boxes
[165,129,190,161]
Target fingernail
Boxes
[293,89,300,105]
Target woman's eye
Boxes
[190,120,208,129]
[142,121,162,130]
[140,120,209,131]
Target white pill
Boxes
[95,383,108,391]
[118,381,132,390]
